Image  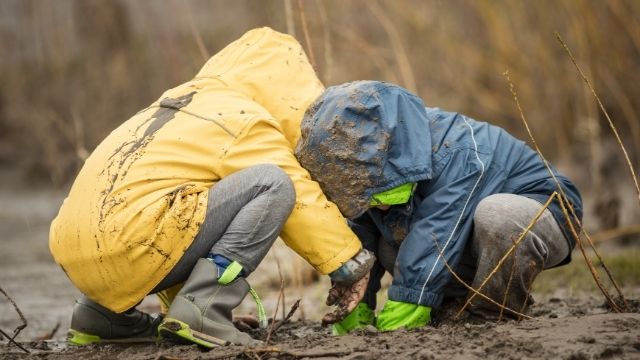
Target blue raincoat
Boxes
[295,81,582,308]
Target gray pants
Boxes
[453,193,570,316]
[152,164,295,292]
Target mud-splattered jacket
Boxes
[49,28,361,313]
[295,81,582,308]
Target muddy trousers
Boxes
[152,164,295,292]
[70,165,294,341]
[456,193,571,317]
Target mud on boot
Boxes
[158,258,262,348]
[67,296,161,345]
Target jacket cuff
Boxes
[314,236,362,274]
[388,284,443,308]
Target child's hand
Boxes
[321,272,370,325]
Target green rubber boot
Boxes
[67,296,161,346]
[158,258,260,347]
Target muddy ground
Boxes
[2,297,639,359]
[1,170,639,359]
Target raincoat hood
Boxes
[295,81,432,218]
[196,27,323,146]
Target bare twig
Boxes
[499,237,519,322]
[0,286,27,346]
[519,260,539,316]
[265,254,286,344]
[296,0,316,69]
[503,70,626,311]
[270,299,301,335]
[430,236,533,320]
[182,0,209,61]
[556,193,624,312]
[555,32,640,207]
[366,0,417,93]
[590,224,640,243]
[456,192,557,317]
[283,0,296,37]
[37,322,60,341]
[314,0,333,84]
[0,328,29,353]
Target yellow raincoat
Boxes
[49,28,361,313]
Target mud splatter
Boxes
[97,92,197,231]
[296,86,390,218]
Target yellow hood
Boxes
[196,27,323,147]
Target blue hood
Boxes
[295,81,433,218]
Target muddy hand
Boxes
[322,272,370,326]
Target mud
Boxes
[1,171,639,359]
[2,297,639,359]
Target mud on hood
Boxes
[295,81,432,218]
[195,27,324,146]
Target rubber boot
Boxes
[67,296,161,345]
[158,258,259,347]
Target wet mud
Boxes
[2,297,639,360]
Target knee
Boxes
[252,164,295,210]
[474,194,513,233]
[473,194,550,263]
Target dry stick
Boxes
[456,193,557,318]
[556,193,624,312]
[270,299,301,335]
[366,0,418,93]
[182,0,209,62]
[0,328,29,354]
[591,224,640,243]
[296,0,316,69]
[580,223,629,310]
[283,0,296,37]
[314,0,333,84]
[556,32,640,207]
[546,48,633,309]
[503,71,625,312]
[292,255,306,320]
[265,255,286,344]
[0,286,27,345]
[499,238,519,322]
[430,236,533,320]
[504,69,626,309]
[519,261,539,317]
[37,322,60,341]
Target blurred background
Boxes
[0,0,638,340]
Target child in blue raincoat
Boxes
[295,81,582,333]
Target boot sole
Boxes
[158,318,229,348]
[67,329,158,346]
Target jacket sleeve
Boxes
[219,119,361,274]
[348,214,385,309]
[388,147,493,307]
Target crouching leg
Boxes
[158,164,295,347]
[467,193,570,319]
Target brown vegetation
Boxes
[1,1,639,192]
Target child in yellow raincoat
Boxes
[49,28,372,347]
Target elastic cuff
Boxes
[388,284,443,308]
[314,236,362,274]
[210,249,257,274]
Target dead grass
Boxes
[533,249,640,295]
[1,1,638,192]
